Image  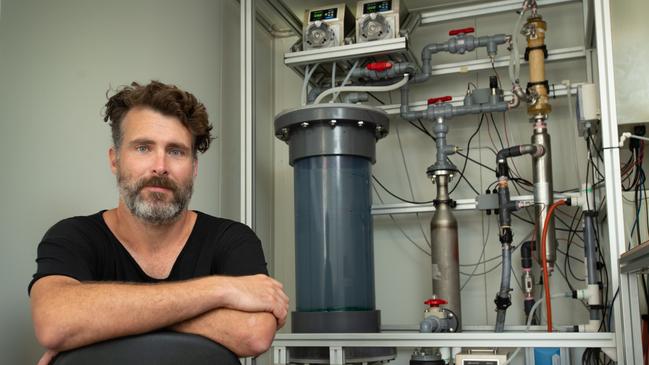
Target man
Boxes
[29,81,289,365]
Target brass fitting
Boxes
[525,16,551,116]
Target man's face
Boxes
[110,107,198,225]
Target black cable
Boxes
[367,92,385,105]
[456,151,497,173]
[371,175,435,204]
[404,117,485,194]
[451,163,481,195]
[586,135,605,180]
[587,132,605,162]
[564,208,585,290]
[634,163,649,313]
[449,114,485,195]
[487,112,505,150]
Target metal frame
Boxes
[263,0,303,37]
[620,241,649,274]
[427,46,586,76]
[372,195,530,215]
[272,332,615,365]
[418,0,580,25]
[371,192,576,215]
[248,0,643,361]
[240,0,255,227]
[284,37,417,67]
[379,82,582,115]
[593,0,643,362]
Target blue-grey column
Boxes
[293,155,375,312]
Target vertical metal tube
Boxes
[430,175,461,326]
[583,212,601,322]
[583,212,598,285]
[532,121,557,269]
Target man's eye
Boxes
[136,145,149,152]
[169,149,185,157]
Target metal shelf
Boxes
[284,37,419,81]
[418,0,580,25]
[428,46,586,76]
[273,332,615,348]
[620,241,649,274]
[371,192,578,216]
[272,332,615,364]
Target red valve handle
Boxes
[449,27,475,36]
[424,298,448,307]
[366,62,393,72]
[427,96,452,105]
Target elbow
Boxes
[246,332,275,357]
[242,315,277,357]
[34,320,67,351]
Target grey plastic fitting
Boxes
[342,92,369,104]
[351,63,418,80]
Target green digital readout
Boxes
[363,0,392,14]
[309,8,338,22]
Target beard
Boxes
[117,170,194,225]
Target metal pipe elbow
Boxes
[507,91,521,109]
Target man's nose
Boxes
[152,150,169,176]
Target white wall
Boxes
[271,3,598,364]
[611,0,649,125]
[0,0,235,363]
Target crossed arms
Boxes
[30,273,289,358]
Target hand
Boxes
[37,350,58,365]
[221,274,289,325]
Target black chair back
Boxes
[51,332,241,365]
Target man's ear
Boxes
[193,158,199,177]
[109,147,118,175]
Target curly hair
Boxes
[103,81,213,155]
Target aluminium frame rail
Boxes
[272,332,616,365]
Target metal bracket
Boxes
[601,347,617,362]
[329,346,345,365]
[273,346,288,365]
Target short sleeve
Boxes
[28,218,98,294]
[212,222,268,276]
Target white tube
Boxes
[330,60,359,103]
[301,63,320,106]
[315,74,410,104]
[563,79,582,184]
[619,132,649,147]
[508,2,528,85]
[505,292,571,365]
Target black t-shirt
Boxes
[29,211,268,293]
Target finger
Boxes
[37,350,58,365]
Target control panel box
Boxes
[303,4,354,50]
[576,83,600,136]
[355,0,406,43]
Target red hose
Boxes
[541,199,566,332]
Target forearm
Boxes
[171,308,277,357]
[30,275,226,351]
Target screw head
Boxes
[357,121,365,127]
[330,119,337,126]
[301,122,309,128]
